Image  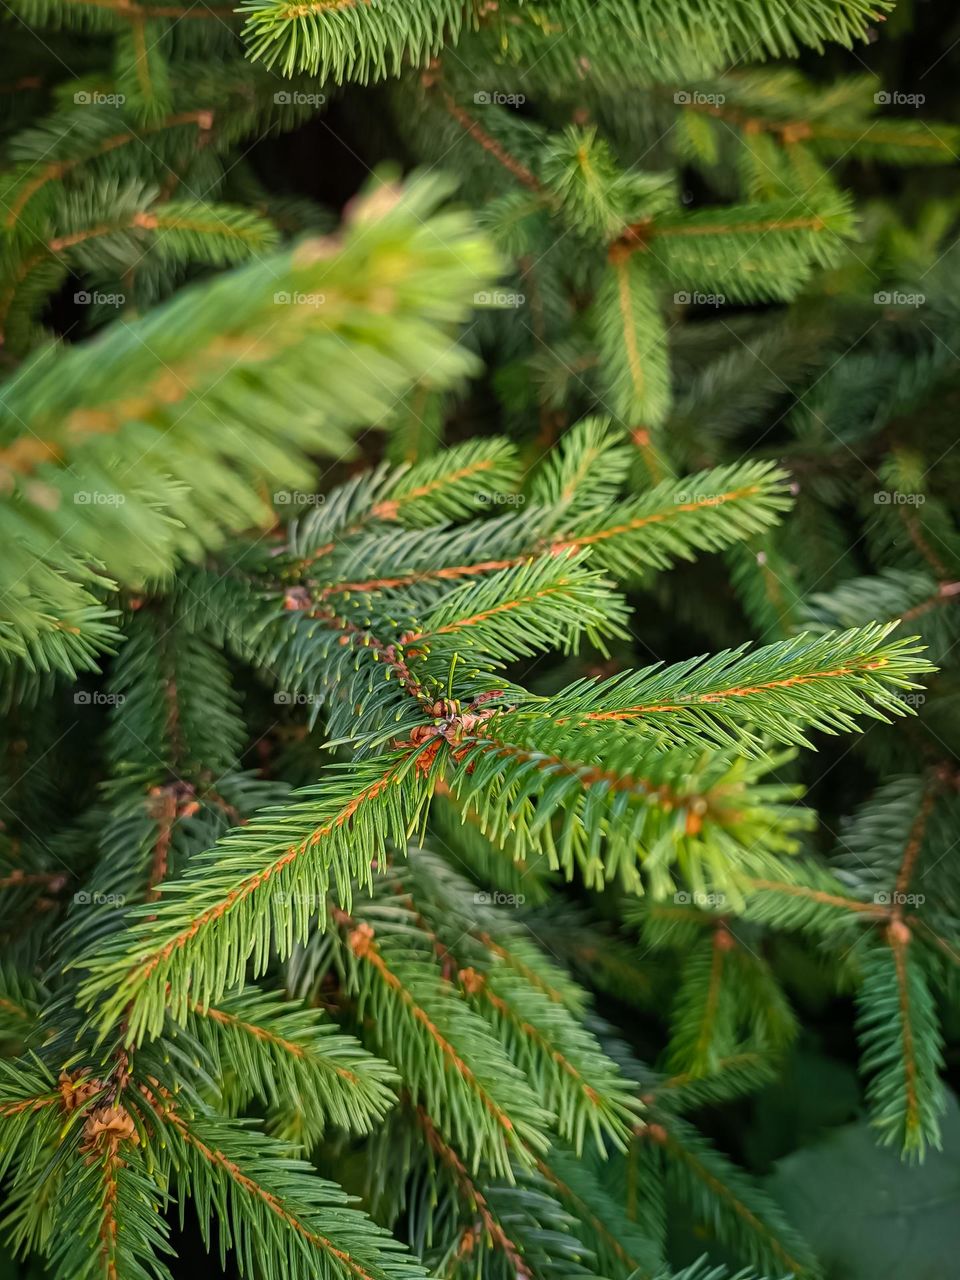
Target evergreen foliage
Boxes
[0,0,958,1278]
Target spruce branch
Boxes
[856,929,946,1160]
[0,173,499,668]
[456,962,641,1153]
[639,1114,820,1279]
[412,1104,536,1280]
[340,917,553,1178]
[182,988,398,1143]
[239,0,467,81]
[48,1141,172,1280]
[76,752,433,1041]
[136,1082,428,1280]
[448,717,810,896]
[525,624,932,751]
[532,1147,662,1280]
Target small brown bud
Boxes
[888,918,912,946]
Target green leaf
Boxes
[768,1095,960,1280]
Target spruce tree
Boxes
[0,1,957,1277]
